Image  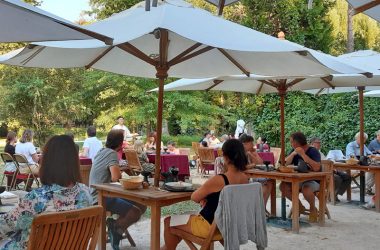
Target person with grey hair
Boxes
[368,130,380,154]
[345,132,372,158]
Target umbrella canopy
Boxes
[364,90,380,97]
[346,0,380,22]
[0,0,368,78]
[0,0,369,189]
[0,0,112,44]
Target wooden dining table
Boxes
[245,169,330,233]
[333,162,380,212]
[92,183,192,250]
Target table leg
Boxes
[291,181,300,233]
[97,191,106,250]
[270,179,276,216]
[346,169,351,201]
[318,177,326,226]
[360,171,365,203]
[375,171,380,212]
[151,203,161,250]
[329,173,336,205]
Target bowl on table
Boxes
[345,158,359,165]
[119,176,143,190]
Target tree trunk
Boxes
[347,5,354,53]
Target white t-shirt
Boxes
[15,142,37,164]
[112,124,131,139]
[83,137,103,161]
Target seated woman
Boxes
[0,135,92,249]
[256,136,270,152]
[161,139,249,250]
[3,131,17,187]
[167,141,180,155]
[15,129,39,175]
[145,131,164,151]
[134,139,155,173]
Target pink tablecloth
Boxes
[80,157,92,165]
[258,152,275,165]
[147,154,190,181]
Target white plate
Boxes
[165,182,193,190]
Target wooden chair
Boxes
[0,152,17,190]
[13,154,40,190]
[80,164,92,186]
[288,161,332,220]
[198,148,216,174]
[179,148,191,156]
[270,147,282,166]
[171,220,223,250]
[27,205,103,250]
[124,149,142,175]
[192,142,201,172]
[217,148,223,157]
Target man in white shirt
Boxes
[82,126,103,161]
[112,116,131,140]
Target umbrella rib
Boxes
[286,78,305,88]
[353,0,380,15]
[206,80,224,91]
[315,88,325,96]
[168,46,214,66]
[167,43,202,66]
[118,43,157,66]
[20,46,45,65]
[217,48,250,76]
[259,80,278,89]
[256,82,264,95]
[320,77,335,88]
[85,46,114,69]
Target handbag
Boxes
[295,159,310,173]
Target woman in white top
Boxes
[81,126,103,161]
[15,129,39,176]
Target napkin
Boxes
[0,191,18,199]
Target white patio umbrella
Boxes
[346,0,380,22]
[364,90,380,97]
[0,0,112,44]
[0,0,368,187]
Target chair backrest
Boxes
[321,160,333,173]
[79,165,92,186]
[27,205,103,250]
[1,152,16,164]
[215,183,267,249]
[124,149,142,171]
[191,142,200,156]
[178,148,190,156]
[217,148,223,157]
[271,147,282,165]
[13,153,29,165]
[198,148,216,163]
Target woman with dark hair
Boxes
[161,139,249,250]
[0,135,92,249]
[3,131,17,187]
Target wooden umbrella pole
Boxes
[278,82,287,166]
[358,86,365,156]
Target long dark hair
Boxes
[6,131,16,145]
[40,135,81,186]
[222,139,247,171]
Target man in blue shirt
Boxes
[280,132,321,222]
[345,132,374,195]
[345,132,372,158]
[368,130,380,153]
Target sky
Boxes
[39,0,91,22]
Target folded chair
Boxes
[0,152,17,190]
[27,205,103,250]
[13,154,40,190]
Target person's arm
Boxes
[346,142,355,158]
[250,151,263,164]
[365,145,373,156]
[82,147,89,157]
[295,147,321,172]
[191,175,224,203]
[285,151,297,166]
[109,165,122,182]
[31,153,39,164]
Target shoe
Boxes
[335,196,341,203]
[360,202,375,210]
[309,209,318,223]
[106,218,122,250]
